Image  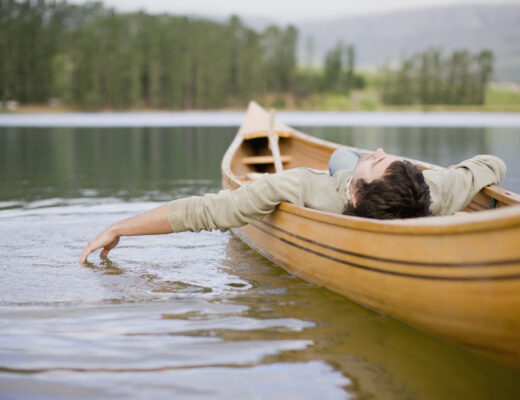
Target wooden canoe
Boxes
[221,101,520,368]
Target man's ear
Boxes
[348,178,359,207]
[351,190,358,207]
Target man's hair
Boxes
[344,160,431,219]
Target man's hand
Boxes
[78,204,173,264]
[79,227,120,263]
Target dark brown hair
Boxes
[344,160,431,219]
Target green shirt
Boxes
[167,155,506,233]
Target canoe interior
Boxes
[230,129,520,211]
[231,134,333,175]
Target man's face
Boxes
[352,148,400,185]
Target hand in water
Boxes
[79,227,120,263]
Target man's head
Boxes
[344,148,431,219]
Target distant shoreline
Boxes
[2,110,520,128]
[3,103,520,115]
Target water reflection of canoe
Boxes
[221,101,520,368]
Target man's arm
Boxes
[167,169,303,233]
[79,169,305,263]
[79,204,172,263]
[423,155,506,216]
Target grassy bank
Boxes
[277,76,520,112]
[3,86,520,114]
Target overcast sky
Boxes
[67,0,519,22]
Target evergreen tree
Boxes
[381,48,494,106]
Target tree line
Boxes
[0,0,494,110]
[380,48,494,105]
[1,0,300,109]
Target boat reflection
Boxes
[222,236,520,400]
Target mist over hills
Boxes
[244,3,520,81]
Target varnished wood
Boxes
[268,108,284,173]
[242,155,292,165]
[221,101,520,368]
[484,185,520,206]
[243,130,291,140]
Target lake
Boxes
[1,116,520,399]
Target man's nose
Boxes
[375,148,386,157]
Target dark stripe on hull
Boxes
[259,220,520,268]
[248,223,520,281]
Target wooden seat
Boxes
[242,155,292,165]
[243,130,291,140]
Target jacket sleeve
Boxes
[167,169,305,232]
[423,155,506,216]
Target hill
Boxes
[293,3,520,81]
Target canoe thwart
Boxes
[484,185,520,206]
[242,155,292,165]
[243,130,291,140]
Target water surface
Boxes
[1,126,519,399]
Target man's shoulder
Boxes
[423,155,506,182]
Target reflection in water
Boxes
[1,126,520,399]
[222,238,520,400]
[0,127,236,202]
[1,126,518,203]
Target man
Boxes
[79,149,506,263]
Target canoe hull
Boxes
[221,102,520,367]
[229,206,520,367]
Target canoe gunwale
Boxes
[275,202,520,235]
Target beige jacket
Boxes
[167,155,506,233]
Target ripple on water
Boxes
[2,126,520,399]
[0,199,245,304]
[0,361,351,400]
[0,200,336,399]
[0,198,157,219]
[0,301,314,371]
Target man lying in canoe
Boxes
[79,149,505,263]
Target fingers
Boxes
[99,240,119,259]
[79,245,93,264]
[79,235,120,264]
[79,240,100,263]
[100,237,119,259]
[79,245,108,264]
[100,247,110,258]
